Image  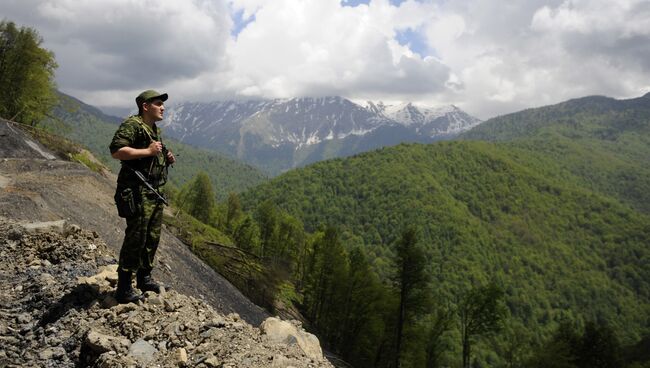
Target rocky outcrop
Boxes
[0,217,332,367]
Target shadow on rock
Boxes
[39,284,107,327]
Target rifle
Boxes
[127,166,169,206]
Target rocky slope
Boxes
[0,118,268,325]
[0,217,332,367]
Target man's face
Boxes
[142,99,165,121]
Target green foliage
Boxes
[0,21,57,125]
[459,282,507,368]
[423,309,454,368]
[162,207,279,310]
[393,227,431,368]
[527,320,625,368]
[241,136,650,366]
[230,213,261,253]
[461,94,650,214]
[69,150,106,174]
[300,229,396,367]
[303,227,348,325]
[163,208,232,247]
[179,171,216,224]
[226,192,243,232]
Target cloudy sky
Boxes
[1,0,649,119]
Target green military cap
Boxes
[136,90,168,106]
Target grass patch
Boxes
[69,150,107,174]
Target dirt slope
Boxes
[0,119,269,325]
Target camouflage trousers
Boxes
[118,187,164,273]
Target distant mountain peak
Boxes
[160,96,482,173]
[365,100,480,132]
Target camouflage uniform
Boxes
[109,115,167,273]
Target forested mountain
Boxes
[44,92,268,199]
[460,93,650,214]
[160,97,481,175]
[239,94,650,365]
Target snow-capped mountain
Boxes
[160,96,481,174]
[366,101,482,135]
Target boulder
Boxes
[77,264,118,287]
[85,330,130,354]
[260,317,323,361]
[21,220,66,234]
[128,338,158,364]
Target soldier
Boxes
[109,90,175,303]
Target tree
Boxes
[303,227,348,326]
[183,171,216,224]
[425,308,453,368]
[458,282,506,368]
[231,214,260,253]
[0,21,57,125]
[255,200,279,259]
[226,192,243,233]
[576,321,622,368]
[393,227,430,368]
[275,213,306,275]
[495,322,532,368]
[527,320,624,368]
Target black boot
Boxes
[136,269,163,293]
[115,270,143,304]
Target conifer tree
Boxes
[275,213,305,275]
[231,214,260,253]
[184,171,216,224]
[226,192,243,232]
[304,227,348,325]
[393,227,430,368]
[255,200,279,259]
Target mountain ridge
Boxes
[460,92,650,213]
[160,96,481,174]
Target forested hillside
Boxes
[45,92,268,198]
[239,100,650,366]
[461,93,650,213]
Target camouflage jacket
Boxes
[109,115,167,188]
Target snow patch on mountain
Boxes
[159,96,482,167]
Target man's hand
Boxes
[148,141,163,156]
[166,149,176,165]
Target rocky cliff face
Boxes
[0,218,332,367]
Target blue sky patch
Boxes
[341,0,409,7]
[231,8,256,38]
[395,28,431,57]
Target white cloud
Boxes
[226,0,450,101]
[0,0,232,107]
[417,0,650,117]
[1,0,649,118]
